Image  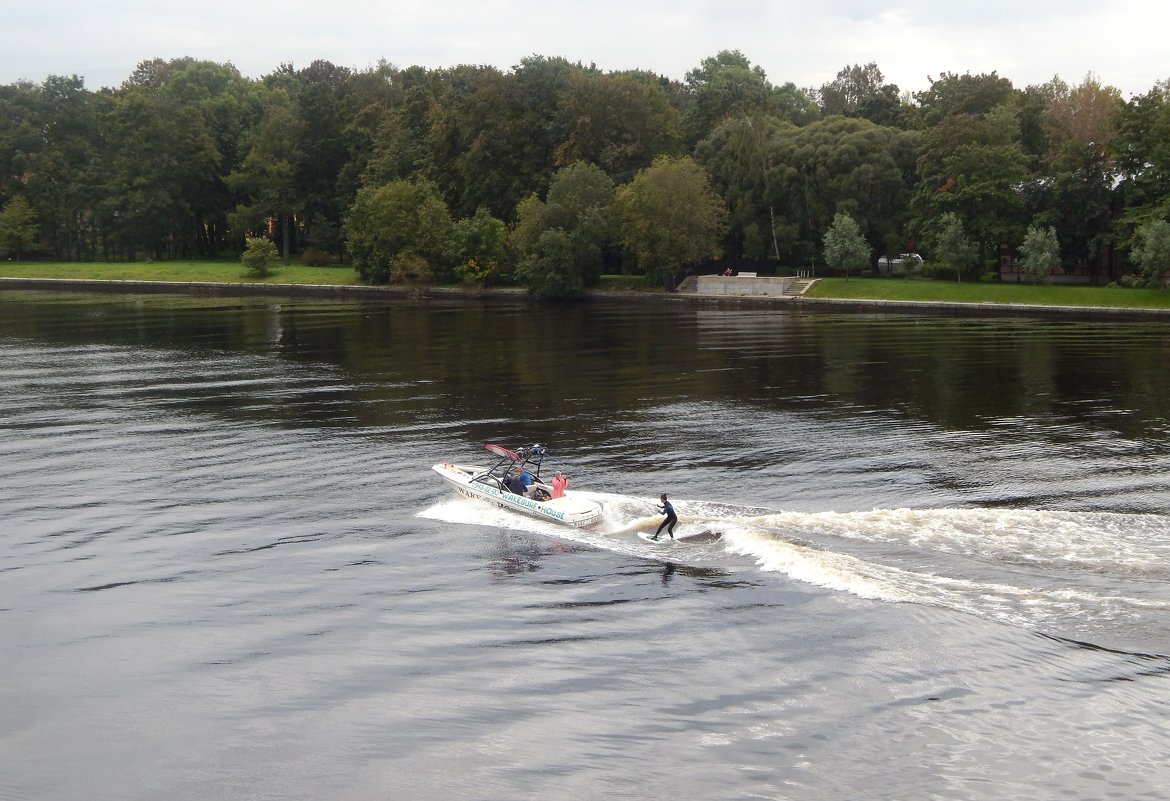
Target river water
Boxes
[3,288,1170,800]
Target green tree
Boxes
[431,57,582,220]
[0,81,42,203]
[912,108,1031,268]
[284,60,356,256]
[516,228,579,299]
[450,207,508,285]
[428,65,510,218]
[1116,80,1170,248]
[155,59,262,259]
[927,212,978,281]
[1130,218,1170,287]
[22,75,103,261]
[1019,224,1060,283]
[345,180,452,284]
[695,112,793,261]
[766,116,919,269]
[554,70,682,183]
[616,155,728,287]
[822,211,870,279]
[1027,75,1123,280]
[240,236,280,278]
[227,86,304,264]
[818,63,905,127]
[914,71,1017,127]
[360,65,440,188]
[681,50,810,148]
[511,162,617,296]
[0,195,40,258]
[98,59,249,261]
[510,193,550,258]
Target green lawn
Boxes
[0,260,365,286]
[4,263,1170,310]
[804,277,1170,309]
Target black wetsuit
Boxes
[655,500,677,538]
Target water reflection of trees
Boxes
[6,292,1170,443]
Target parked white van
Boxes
[876,253,924,275]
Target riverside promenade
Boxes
[675,274,1170,321]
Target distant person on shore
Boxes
[551,471,568,499]
[652,494,677,540]
[723,267,734,276]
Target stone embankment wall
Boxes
[694,275,795,297]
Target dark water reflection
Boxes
[5,291,1170,441]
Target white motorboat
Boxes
[433,443,603,528]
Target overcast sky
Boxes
[4,0,1167,98]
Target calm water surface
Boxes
[4,289,1170,800]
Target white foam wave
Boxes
[734,508,1170,574]
[420,492,1170,636]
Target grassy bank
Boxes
[4,262,1170,310]
[804,277,1170,309]
[0,260,365,286]
[0,262,661,292]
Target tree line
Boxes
[3,52,1170,296]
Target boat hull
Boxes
[432,463,602,528]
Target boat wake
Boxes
[418,493,1170,651]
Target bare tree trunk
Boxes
[282,213,291,266]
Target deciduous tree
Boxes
[240,236,280,278]
[822,212,870,279]
[345,180,451,284]
[911,102,1031,267]
[927,212,978,281]
[1019,224,1060,283]
[554,71,682,183]
[695,112,791,261]
[227,87,304,264]
[0,195,39,258]
[450,207,508,285]
[616,155,728,286]
[681,51,811,148]
[1116,81,1170,239]
[516,228,579,299]
[1130,218,1170,287]
[818,63,905,127]
[914,71,1017,127]
[511,162,617,296]
[768,117,919,269]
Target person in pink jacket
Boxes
[551,471,568,499]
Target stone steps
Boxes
[782,278,816,296]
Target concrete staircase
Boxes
[782,277,816,296]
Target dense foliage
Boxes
[3,53,1170,293]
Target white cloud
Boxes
[1,0,1166,97]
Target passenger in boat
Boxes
[652,494,677,540]
[551,471,568,499]
[504,471,524,495]
[517,467,535,495]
